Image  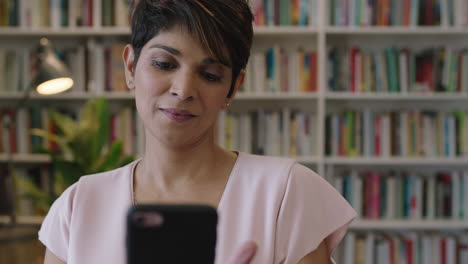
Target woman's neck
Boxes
[137,133,232,193]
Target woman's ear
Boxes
[123,44,136,89]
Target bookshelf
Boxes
[1,0,468,262]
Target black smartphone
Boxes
[126,204,218,264]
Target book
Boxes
[343,233,356,264]
[464,171,468,219]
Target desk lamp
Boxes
[2,37,74,225]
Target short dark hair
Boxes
[130,0,254,98]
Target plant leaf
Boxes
[91,140,124,173]
[67,133,92,166]
[53,159,84,187]
[118,155,136,168]
[50,111,79,139]
[91,98,110,162]
[30,128,73,157]
[79,99,100,133]
[15,176,52,212]
[29,98,137,214]
[15,176,50,201]
[53,171,68,197]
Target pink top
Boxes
[39,152,356,264]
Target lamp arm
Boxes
[14,80,36,111]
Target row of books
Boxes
[0,107,45,154]
[329,0,468,27]
[331,169,468,220]
[0,43,318,95]
[0,42,128,94]
[251,0,316,26]
[325,109,468,158]
[88,42,129,94]
[109,106,143,156]
[243,47,317,93]
[0,106,143,156]
[335,232,468,264]
[217,109,316,157]
[328,46,468,93]
[3,0,468,29]
[0,48,34,93]
[0,0,132,27]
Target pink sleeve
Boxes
[275,163,356,264]
[38,183,77,262]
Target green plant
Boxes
[16,98,135,214]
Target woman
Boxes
[39,0,356,263]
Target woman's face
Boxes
[124,25,240,149]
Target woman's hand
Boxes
[228,241,257,264]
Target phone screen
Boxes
[126,204,218,264]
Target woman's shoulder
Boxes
[38,160,139,262]
[237,152,296,172]
[55,159,139,204]
[77,159,139,186]
[234,153,339,201]
[236,152,315,181]
[231,152,320,196]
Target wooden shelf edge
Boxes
[0,215,44,225]
[0,154,51,163]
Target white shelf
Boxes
[295,156,320,164]
[0,154,319,165]
[0,91,134,100]
[4,26,468,37]
[326,26,468,35]
[5,217,467,230]
[3,26,468,37]
[20,91,460,103]
[236,92,318,100]
[0,215,44,225]
[2,0,468,239]
[0,92,319,101]
[0,154,50,163]
[325,92,468,101]
[0,27,132,36]
[254,26,318,36]
[350,220,468,231]
[0,26,318,37]
[325,157,468,166]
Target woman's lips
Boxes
[161,108,196,122]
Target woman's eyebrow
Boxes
[149,44,231,68]
[149,44,181,56]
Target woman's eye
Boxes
[201,72,222,82]
[152,61,175,70]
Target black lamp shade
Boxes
[35,38,74,95]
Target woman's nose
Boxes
[170,72,196,101]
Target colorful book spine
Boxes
[335,169,468,221]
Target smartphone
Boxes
[126,204,218,264]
